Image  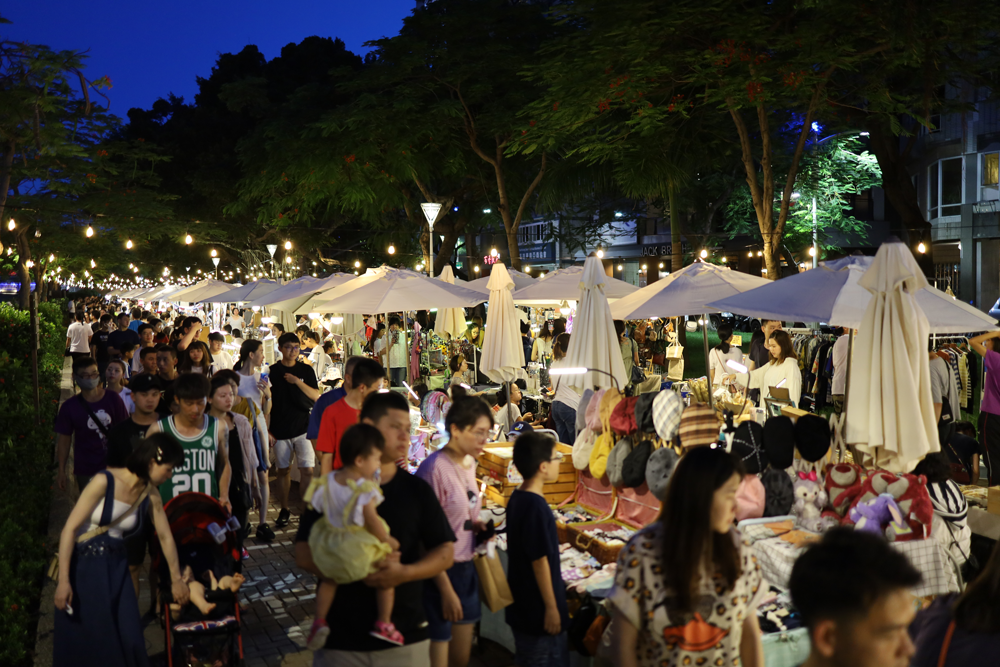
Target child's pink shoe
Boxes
[306,618,330,651]
[369,620,404,646]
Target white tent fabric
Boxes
[707,255,998,334]
[512,265,638,305]
[479,263,525,384]
[200,280,281,304]
[300,265,485,314]
[434,266,470,340]
[139,284,181,301]
[466,268,536,293]
[565,255,627,391]
[845,242,941,472]
[247,275,357,314]
[610,262,771,320]
[166,279,238,304]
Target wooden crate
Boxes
[988,486,1000,516]
[477,443,576,507]
[554,471,617,544]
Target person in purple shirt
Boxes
[971,331,1000,484]
[56,356,130,493]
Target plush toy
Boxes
[824,463,864,517]
[844,471,933,541]
[849,493,903,535]
[793,471,836,533]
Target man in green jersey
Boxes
[147,373,232,512]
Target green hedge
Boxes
[0,302,65,665]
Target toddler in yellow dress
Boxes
[306,423,402,650]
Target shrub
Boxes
[0,302,65,665]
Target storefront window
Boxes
[928,158,963,219]
[982,153,999,202]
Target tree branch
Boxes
[513,151,547,228]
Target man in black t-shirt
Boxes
[90,314,113,383]
[108,312,141,360]
[944,422,985,484]
[271,332,321,525]
[295,392,455,664]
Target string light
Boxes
[808,247,816,257]
[90,259,96,268]
[748,251,753,258]
[85,225,94,237]
[617,264,623,271]
[286,256,293,264]
[284,241,292,250]
[473,266,480,273]
[354,260,361,268]
[184,234,193,244]
[524,266,531,273]
[125,239,133,249]
[596,248,604,258]
[658,262,664,269]
[6,219,14,230]
[917,242,926,254]
[757,250,763,257]
[210,249,217,257]
[388,244,395,255]
[700,249,708,259]
[48,254,55,262]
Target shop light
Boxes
[757,251,762,257]
[402,381,419,400]
[330,316,344,325]
[726,359,748,374]
[286,256,293,264]
[548,366,621,392]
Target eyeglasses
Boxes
[469,428,491,441]
[282,345,300,351]
[549,452,565,462]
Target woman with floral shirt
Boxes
[608,446,765,667]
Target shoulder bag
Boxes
[77,394,111,439]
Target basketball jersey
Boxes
[157,415,221,504]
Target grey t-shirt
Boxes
[929,356,959,420]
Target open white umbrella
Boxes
[299,265,485,314]
[200,279,281,304]
[168,279,239,304]
[846,241,940,472]
[707,255,998,334]
[512,265,638,305]
[564,255,628,391]
[466,268,536,293]
[434,265,470,340]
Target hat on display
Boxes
[645,446,680,502]
[761,468,795,517]
[508,421,534,437]
[735,474,766,521]
[731,421,768,474]
[652,390,683,441]
[621,439,654,488]
[576,389,595,434]
[607,437,634,488]
[610,397,639,435]
[128,373,162,393]
[634,393,657,433]
[571,428,596,471]
[678,404,719,448]
[763,416,796,469]
[795,414,831,462]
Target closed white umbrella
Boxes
[480,263,525,384]
[846,241,940,472]
[299,265,485,314]
[466,268,536,293]
[564,255,628,391]
[200,279,281,304]
[434,266,470,340]
[512,265,638,305]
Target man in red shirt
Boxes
[316,358,386,474]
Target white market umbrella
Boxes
[512,264,638,305]
[434,265,470,340]
[610,262,771,320]
[564,255,628,392]
[480,263,525,384]
[168,279,238,304]
[707,255,998,334]
[247,275,353,313]
[846,241,940,472]
[466,268,536,293]
[299,265,485,314]
[200,279,281,304]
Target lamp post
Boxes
[266,244,278,280]
[420,202,443,278]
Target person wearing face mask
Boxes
[53,433,190,667]
[417,398,495,667]
[608,446,764,667]
[730,329,802,408]
[56,357,130,494]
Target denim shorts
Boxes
[512,630,570,667]
[422,560,481,641]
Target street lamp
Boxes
[266,244,278,279]
[212,256,220,279]
[420,202,443,278]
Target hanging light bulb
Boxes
[808,246,816,257]
[700,248,708,259]
[388,244,395,255]
[490,248,498,257]
[6,219,14,230]
[917,242,926,254]
[748,251,753,258]
[286,256,293,264]
[90,259,96,268]
[85,225,94,238]
[48,254,55,262]
[210,248,217,257]
[757,250,762,257]
[658,262,664,269]
[354,260,361,268]
[473,265,480,273]
[524,266,531,273]
[596,248,604,258]
[184,234,193,244]
[617,264,623,271]
[125,238,133,249]
[284,240,292,250]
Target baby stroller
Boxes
[153,492,245,667]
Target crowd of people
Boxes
[51,296,1000,667]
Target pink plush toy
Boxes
[824,463,863,517]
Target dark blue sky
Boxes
[3,0,414,118]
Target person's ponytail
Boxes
[234,340,261,373]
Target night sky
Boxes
[3,0,414,119]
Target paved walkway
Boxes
[35,359,514,667]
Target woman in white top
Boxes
[531,321,555,362]
[708,324,745,387]
[731,329,802,407]
[233,339,275,541]
[550,333,582,445]
[105,360,135,414]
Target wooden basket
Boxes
[569,518,634,565]
[477,443,576,508]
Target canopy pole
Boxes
[404,311,411,386]
[842,329,864,466]
[703,313,714,409]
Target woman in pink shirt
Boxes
[416,397,494,667]
[971,331,1000,484]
